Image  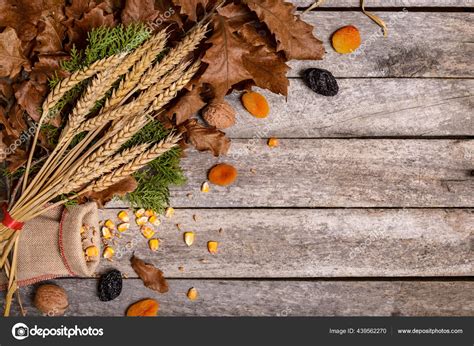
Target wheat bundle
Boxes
[0,25,206,316]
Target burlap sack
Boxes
[0,202,100,289]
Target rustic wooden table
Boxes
[11,0,474,316]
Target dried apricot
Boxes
[126,298,159,317]
[208,163,237,186]
[241,91,269,118]
[331,25,361,54]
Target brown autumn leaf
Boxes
[14,80,47,122]
[0,0,64,43]
[131,255,169,294]
[0,27,30,79]
[121,0,160,25]
[171,0,212,22]
[200,12,253,99]
[34,10,67,54]
[0,131,7,162]
[64,1,115,50]
[80,176,138,208]
[165,84,206,125]
[0,104,27,139]
[244,0,324,60]
[6,147,28,173]
[179,118,230,156]
[238,23,289,96]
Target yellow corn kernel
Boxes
[207,241,218,254]
[165,207,175,218]
[85,245,99,258]
[267,137,279,147]
[117,210,129,222]
[187,287,198,301]
[201,181,210,193]
[149,238,160,251]
[136,216,148,226]
[117,222,130,232]
[184,232,195,246]
[134,208,145,218]
[80,225,87,234]
[145,209,156,217]
[104,219,115,230]
[103,246,115,259]
[141,226,155,239]
[101,226,112,239]
[149,215,161,226]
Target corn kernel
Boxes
[103,246,115,259]
[149,238,160,251]
[165,207,175,218]
[141,226,155,239]
[104,219,115,230]
[145,209,156,217]
[101,226,112,239]
[201,181,210,193]
[134,208,145,218]
[117,222,130,232]
[267,137,279,147]
[136,216,148,226]
[207,241,218,254]
[117,210,129,222]
[85,245,99,258]
[184,232,195,246]
[80,225,87,234]
[149,215,161,226]
[187,287,198,301]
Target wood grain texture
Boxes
[91,209,474,277]
[12,279,474,316]
[292,0,473,7]
[225,79,474,138]
[109,139,474,208]
[286,12,473,77]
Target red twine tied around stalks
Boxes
[1,203,24,231]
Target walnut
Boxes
[202,101,236,129]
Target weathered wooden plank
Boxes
[108,140,474,208]
[225,79,474,138]
[11,279,474,316]
[286,12,473,77]
[94,209,473,277]
[292,0,473,7]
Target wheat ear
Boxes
[102,31,168,113]
[138,24,208,92]
[77,61,193,133]
[87,133,181,193]
[66,143,150,193]
[42,54,126,116]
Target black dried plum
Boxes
[303,68,339,96]
[98,269,122,302]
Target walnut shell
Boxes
[202,101,236,129]
[34,284,69,316]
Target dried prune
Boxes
[303,68,339,96]
[98,269,122,302]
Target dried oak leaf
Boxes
[64,1,115,50]
[14,80,46,123]
[200,11,253,99]
[171,0,211,22]
[0,28,30,79]
[244,0,324,60]
[121,0,159,25]
[239,23,289,96]
[34,10,66,54]
[0,104,27,139]
[179,118,230,156]
[131,255,169,294]
[165,84,206,125]
[80,176,138,208]
[6,147,27,173]
[0,0,64,43]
